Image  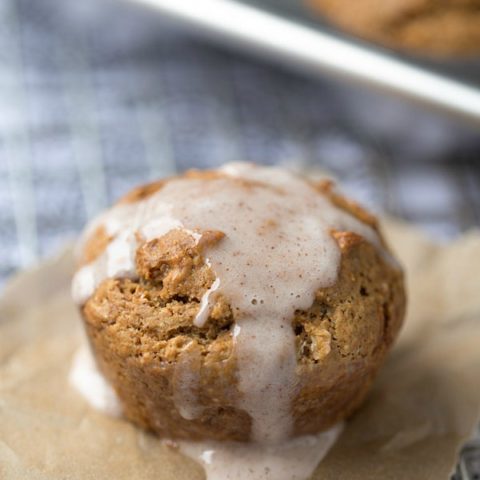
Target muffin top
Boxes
[308,0,480,56]
[72,163,400,444]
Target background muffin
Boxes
[308,0,480,56]
[73,164,406,442]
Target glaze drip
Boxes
[70,345,343,480]
[176,423,343,480]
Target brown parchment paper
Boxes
[1,219,480,480]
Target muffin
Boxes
[72,163,406,444]
[308,0,480,56]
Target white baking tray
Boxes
[125,0,480,126]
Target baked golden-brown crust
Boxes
[77,171,406,441]
[308,0,480,56]
[80,225,111,266]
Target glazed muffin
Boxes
[308,0,480,56]
[72,163,405,444]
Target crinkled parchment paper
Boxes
[1,220,479,480]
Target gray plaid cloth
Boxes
[0,0,479,475]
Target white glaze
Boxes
[176,422,343,480]
[69,345,122,417]
[195,270,221,328]
[72,163,384,478]
[172,343,204,421]
[69,346,343,480]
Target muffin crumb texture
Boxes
[73,163,405,443]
